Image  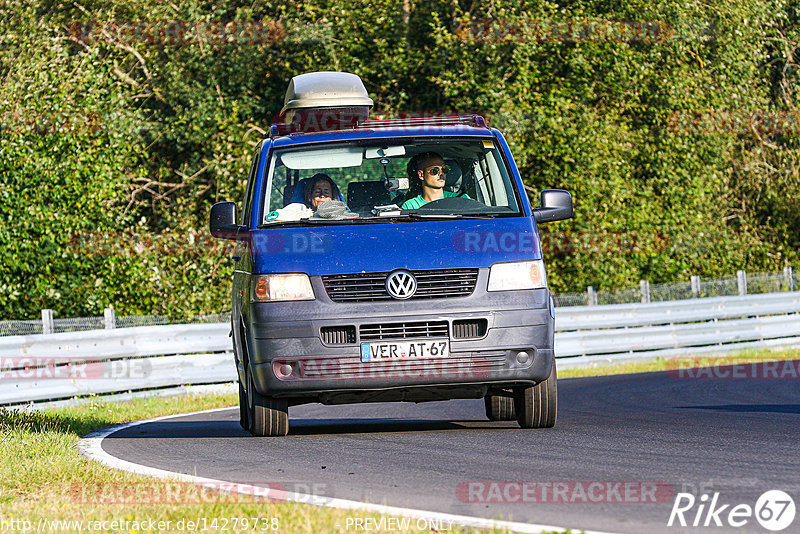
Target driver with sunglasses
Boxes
[400,152,468,209]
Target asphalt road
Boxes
[101,364,800,533]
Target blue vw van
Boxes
[210,72,572,436]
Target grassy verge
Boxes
[558,347,800,378]
[0,394,566,534]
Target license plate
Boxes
[360,339,449,362]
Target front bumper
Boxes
[243,272,555,402]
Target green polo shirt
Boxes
[401,191,468,209]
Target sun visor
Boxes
[280,147,363,169]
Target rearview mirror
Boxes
[210,202,244,239]
[532,189,573,223]
[365,145,406,158]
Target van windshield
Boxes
[260,138,523,225]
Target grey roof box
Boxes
[281,72,374,112]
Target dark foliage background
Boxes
[1,0,798,319]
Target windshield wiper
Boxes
[259,218,362,228]
[378,212,502,220]
[259,212,509,227]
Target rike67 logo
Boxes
[668,490,796,531]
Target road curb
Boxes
[78,407,621,534]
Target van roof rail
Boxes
[358,114,487,129]
[269,113,489,138]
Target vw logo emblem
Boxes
[386,270,417,299]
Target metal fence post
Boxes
[785,266,794,292]
[691,275,700,297]
[104,307,116,329]
[587,286,598,306]
[41,309,54,335]
[640,280,651,303]
[737,270,747,295]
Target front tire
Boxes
[484,394,516,421]
[514,360,557,428]
[246,367,289,437]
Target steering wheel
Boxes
[415,196,489,213]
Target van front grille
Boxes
[359,321,449,341]
[452,319,488,339]
[320,325,356,345]
[321,269,478,302]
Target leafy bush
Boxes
[1,0,798,319]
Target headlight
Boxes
[253,274,314,301]
[487,260,547,291]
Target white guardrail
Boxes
[1,292,799,405]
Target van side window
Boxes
[241,147,261,226]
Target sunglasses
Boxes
[426,165,450,176]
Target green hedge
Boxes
[1,0,798,319]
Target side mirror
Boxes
[532,189,573,224]
[210,202,244,239]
